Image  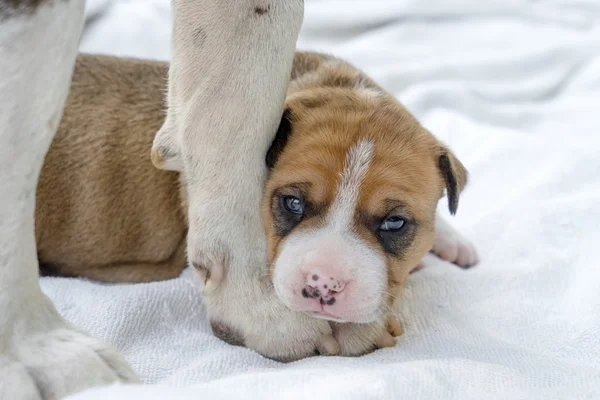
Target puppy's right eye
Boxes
[282,195,305,215]
[379,216,406,232]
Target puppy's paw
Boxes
[375,331,397,349]
[386,315,404,337]
[433,215,479,268]
[1,309,137,399]
[331,318,396,356]
[315,332,341,356]
[409,261,425,274]
[242,319,337,362]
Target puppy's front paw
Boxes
[240,313,338,362]
[433,216,479,268]
[331,318,396,356]
[315,332,341,356]
[409,261,425,274]
[1,306,138,399]
[386,315,404,337]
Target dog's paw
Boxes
[331,317,398,356]
[386,315,404,337]
[0,312,138,399]
[206,282,340,362]
[433,215,479,268]
[236,312,340,362]
[409,260,425,274]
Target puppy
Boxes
[263,53,478,351]
[37,52,477,358]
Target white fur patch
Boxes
[354,77,383,99]
[356,85,383,100]
[328,139,374,231]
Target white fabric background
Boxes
[46,0,600,398]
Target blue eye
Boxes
[282,196,304,215]
[380,216,406,232]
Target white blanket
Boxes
[47,0,600,398]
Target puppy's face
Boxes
[263,88,467,323]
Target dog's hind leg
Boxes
[0,1,138,398]
[432,214,479,268]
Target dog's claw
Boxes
[193,258,225,296]
[202,278,219,296]
[386,316,404,337]
[375,330,396,349]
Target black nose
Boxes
[301,286,321,299]
[320,297,336,306]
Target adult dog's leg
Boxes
[151,1,344,360]
[153,0,307,285]
[0,1,137,398]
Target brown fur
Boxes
[36,55,187,283]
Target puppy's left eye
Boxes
[379,216,406,232]
[282,195,305,215]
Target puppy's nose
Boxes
[302,269,346,305]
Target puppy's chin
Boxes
[272,231,388,324]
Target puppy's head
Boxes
[263,87,467,323]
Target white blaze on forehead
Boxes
[328,139,375,231]
[359,88,384,99]
[354,77,384,99]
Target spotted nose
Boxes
[302,270,346,305]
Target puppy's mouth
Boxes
[276,283,383,324]
[305,309,348,323]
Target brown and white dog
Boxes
[265,54,478,324]
[37,51,477,354]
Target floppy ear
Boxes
[437,145,468,215]
[151,118,183,171]
[265,89,331,169]
[266,109,293,170]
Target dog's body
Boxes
[0,1,477,398]
[36,55,187,283]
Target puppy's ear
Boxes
[266,109,293,170]
[285,89,330,112]
[265,89,329,169]
[437,145,468,215]
[151,118,183,171]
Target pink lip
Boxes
[291,297,347,322]
[306,307,346,322]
